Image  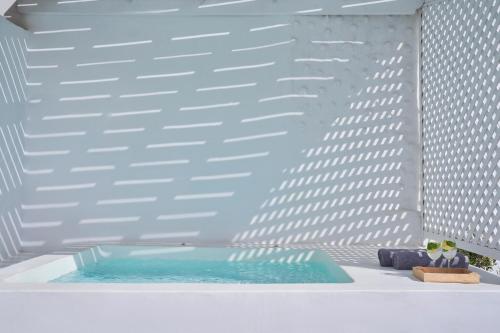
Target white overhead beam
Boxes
[0,0,15,16]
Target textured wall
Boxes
[422,0,500,259]
[3,1,422,251]
[0,18,25,262]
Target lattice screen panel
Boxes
[422,0,500,259]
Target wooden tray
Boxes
[412,266,480,284]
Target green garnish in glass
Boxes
[426,240,442,261]
[441,240,457,267]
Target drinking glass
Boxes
[441,240,457,268]
[426,240,442,261]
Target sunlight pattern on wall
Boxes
[0,18,26,263]
[15,12,420,250]
[0,1,423,251]
[232,23,420,246]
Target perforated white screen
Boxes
[422,0,500,259]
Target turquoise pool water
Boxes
[51,251,352,284]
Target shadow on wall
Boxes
[1,4,420,252]
[0,18,27,262]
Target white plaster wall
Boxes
[0,1,423,252]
